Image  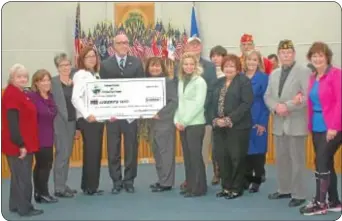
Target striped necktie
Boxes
[119,58,125,71]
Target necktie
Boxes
[119,58,125,71]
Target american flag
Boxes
[134,39,144,58]
[107,46,115,56]
[144,46,154,58]
[74,2,81,66]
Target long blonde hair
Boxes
[243,50,265,72]
[177,52,203,80]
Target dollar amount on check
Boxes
[85,78,166,120]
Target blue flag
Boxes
[190,5,199,37]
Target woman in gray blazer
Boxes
[144,57,178,192]
[51,53,79,198]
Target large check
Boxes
[85,78,166,120]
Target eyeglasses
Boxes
[115,41,129,45]
[59,63,71,67]
[85,55,97,59]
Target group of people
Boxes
[1,32,341,217]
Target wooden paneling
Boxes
[2,118,341,178]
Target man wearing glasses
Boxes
[99,34,145,194]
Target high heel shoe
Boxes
[34,193,58,203]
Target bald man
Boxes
[99,34,145,194]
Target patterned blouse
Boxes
[213,84,233,128]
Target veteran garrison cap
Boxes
[240,34,254,43]
[278,39,295,50]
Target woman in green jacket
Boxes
[174,52,207,197]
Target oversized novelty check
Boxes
[85,78,166,120]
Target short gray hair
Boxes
[8,63,29,84]
[53,52,70,67]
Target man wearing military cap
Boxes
[240,33,273,75]
[264,39,311,207]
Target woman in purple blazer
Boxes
[27,69,58,204]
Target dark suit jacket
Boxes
[99,55,144,79]
[211,74,254,130]
[174,57,216,124]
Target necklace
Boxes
[60,78,72,86]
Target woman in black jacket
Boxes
[211,54,254,199]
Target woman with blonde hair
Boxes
[2,64,44,216]
[27,69,58,204]
[174,52,208,197]
[242,50,269,193]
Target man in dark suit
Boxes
[174,36,217,190]
[99,34,145,194]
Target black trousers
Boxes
[78,118,104,192]
[312,131,342,204]
[214,128,250,193]
[33,147,53,195]
[106,120,138,186]
[211,136,219,175]
[7,154,34,215]
[261,154,266,176]
[180,124,207,195]
[245,154,265,185]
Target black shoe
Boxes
[216,190,230,198]
[268,192,291,200]
[111,185,122,195]
[19,209,44,217]
[35,194,58,203]
[151,186,172,192]
[249,183,260,193]
[83,189,104,195]
[124,184,135,193]
[149,182,160,189]
[289,198,306,207]
[225,191,242,200]
[54,191,74,198]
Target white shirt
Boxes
[72,69,97,120]
[115,54,127,67]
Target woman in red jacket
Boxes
[1,64,43,217]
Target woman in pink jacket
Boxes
[296,42,341,216]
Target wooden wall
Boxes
[2,117,341,178]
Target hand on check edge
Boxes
[109,117,118,122]
[152,115,160,120]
